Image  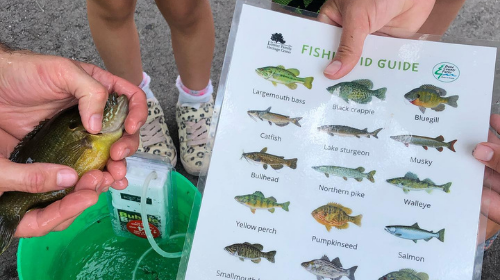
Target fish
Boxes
[404,84,459,113]
[379,269,429,280]
[224,242,276,263]
[242,147,297,170]
[311,203,362,231]
[301,255,357,280]
[318,125,383,139]
[248,107,302,127]
[0,93,128,255]
[255,65,314,89]
[326,79,386,104]
[386,172,451,194]
[235,191,290,214]
[312,166,376,183]
[390,134,457,152]
[385,223,445,243]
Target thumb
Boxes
[0,158,78,194]
[324,10,369,80]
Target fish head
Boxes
[326,84,342,96]
[100,93,129,134]
[404,90,420,102]
[386,178,398,185]
[384,226,397,235]
[247,110,259,121]
[224,245,238,256]
[301,261,314,271]
[255,67,273,79]
[242,152,259,162]
[234,195,244,203]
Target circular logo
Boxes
[432,62,460,83]
[126,220,161,239]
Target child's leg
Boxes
[418,0,466,36]
[86,0,143,86]
[155,0,215,91]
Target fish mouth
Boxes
[300,262,309,269]
[384,226,395,234]
[101,93,128,134]
[247,111,257,121]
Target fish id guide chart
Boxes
[184,3,497,280]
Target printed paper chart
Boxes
[185,3,497,280]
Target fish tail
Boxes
[303,77,314,89]
[265,250,276,263]
[371,128,383,139]
[286,158,298,169]
[374,87,387,100]
[437,228,445,242]
[447,95,459,107]
[442,182,452,193]
[281,201,290,212]
[367,171,376,183]
[291,117,302,127]
[352,214,362,227]
[347,266,358,280]
[447,140,457,152]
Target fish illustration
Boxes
[390,134,457,152]
[379,269,429,280]
[327,79,386,104]
[224,242,276,263]
[404,84,458,113]
[256,65,314,89]
[312,165,376,183]
[242,147,297,170]
[385,223,445,243]
[235,191,290,214]
[312,203,362,231]
[301,255,357,280]
[386,172,451,194]
[248,107,302,127]
[318,125,383,138]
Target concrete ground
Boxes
[0,0,499,279]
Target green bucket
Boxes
[17,171,201,280]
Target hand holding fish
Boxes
[317,0,435,79]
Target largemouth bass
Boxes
[379,269,429,280]
[318,125,382,138]
[404,84,458,114]
[390,134,456,152]
[312,165,376,183]
[301,255,357,280]
[242,147,297,170]
[235,191,290,214]
[0,93,128,254]
[312,203,362,231]
[327,79,386,104]
[224,242,276,263]
[386,172,451,194]
[256,65,314,90]
[247,107,302,127]
[385,223,445,243]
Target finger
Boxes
[14,190,98,238]
[110,132,139,161]
[111,178,128,191]
[102,172,115,188]
[74,170,105,192]
[482,187,500,225]
[473,142,500,173]
[488,129,500,145]
[106,159,127,182]
[318,1,342,26]
[52,215,78,232]
[0,159,78,193]
[484,167,500,194]
[78,63,148,135]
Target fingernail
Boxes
[474,144,494,161]
[122,149,131,159]
[89,114,102,133]
[102,186,109,192]
[324,60,342,76]
[57,170,78,188]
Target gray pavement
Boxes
[0,0,499,279]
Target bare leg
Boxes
[87,0,143,86]
[155,0,215,91]
[418,0,466,36]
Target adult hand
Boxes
[318,0,435,79]
[0,49,147,236]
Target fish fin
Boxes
[327,203,353,214]
[448,140,457,152]
[340,95,350,103]
[274,123,288,127]
[321,255,330,262]
[423,146,428,150]
[347,266,358,280]
[421,84,447,96]
[374,87,387,101]
[268,121,273,126]
[325,225,332,232]
[303,77,314,89]
[405,143,409,147]
[435,135,445,141]
[286,158,298,169]
[265,251,276,263]
[252,243,264,250]
[411,223,421,229]
[367,170,376,183]
[253,191,265,197]
[58,138,92,166]
[437,229,445,242]
[432,104,446,112]
[286,83,298,90]
[277,65,285,69]
[0,195,25,255]
[281,201,290,212]
[355,135,360,138]
[316,277,322,280]
[356,167,365,172]
[251,258,261,264]
[442,182,452,193]
[268,196,277,202]
[417,272,430,280]
[268,208,275,213]
[270,164,283,170]
[426,189,433,194]
[424,237,432,242]
[436,147,444,152]
[399,269,417,274]
[331,257,342,268]
[272,81,277,86]
[263,164,268,170]
[371,128,383,139]
[351,79,374,89]
[291,117,302,127]
[260,147,268,153]
[343,177,348,181]
[335,223,350,230]
[419,106,426,114]
[265,107,272,112]
[352,214,362,227]
[325,173,329,178]
[422,178,435,185]
[447,95,459,108]
[413,240,418,243]
[403,188,410,194]
[395,233,402,237]
[404,172,419,180]
[239,257,245,261]
[250,208,256,214]
[286,68,300,76]
[355,178,363,182]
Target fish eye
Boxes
[68,120,79,130]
